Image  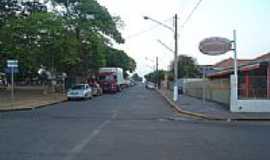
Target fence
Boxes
[183,78,230,105]
[162,76,270,112]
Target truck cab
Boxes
[98,72,118,93]
[98,68,124,93]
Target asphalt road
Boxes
[1,83,270,160]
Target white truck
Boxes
[98,67,125,93]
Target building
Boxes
[207,52,270,99]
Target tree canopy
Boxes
[131,73,143,81]
[144,70,167,83]
[0,0,136,80]
[105,47,136,78]
[170,55,200,79]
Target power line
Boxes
[181,0,203,28]
[126,17,173,39]
[126,25,160,39]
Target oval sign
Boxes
[199,37,232,56]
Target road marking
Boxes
[66,119,111,160]
[66,111,118,160]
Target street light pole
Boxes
[143,14,179,101]
[173,14,178,101]
[156,56,159,88]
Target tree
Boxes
[170,55,200,78]
[0,0,135,82]
[52,0,124,43]
[144,70,167,84]
[0,12,80,76]
[131,73,142,81]
[105,47,136,78]
[0,1,51,75]
[50,0,125,77]
[0,0,21,28]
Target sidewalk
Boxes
[0,87,66,111]
[158,88,270,120]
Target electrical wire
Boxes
[126,17,173,39]
[181,0,203,28]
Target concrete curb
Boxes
[0,99,67,112]
[156,89,225,121]
[156,89,270,122]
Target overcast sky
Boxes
[97,0,270,76]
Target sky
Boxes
[97,0,270,76]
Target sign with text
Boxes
[199,37,232,56]
[7,59,18,68]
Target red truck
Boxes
[98,67,125,93]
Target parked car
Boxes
[67,84,93,100]
[145,81,155,89]
[90,82,103,96]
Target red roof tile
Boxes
[214,58,251,69]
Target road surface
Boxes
[1,83,270,160]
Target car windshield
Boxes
[71,85,85,90]
[99,75,114,81]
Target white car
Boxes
[67,84,93,100]
[145,81,155,89]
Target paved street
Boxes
[1,84,270,160]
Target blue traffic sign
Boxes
[7,59,18,68]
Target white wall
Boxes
[232,100,270,112]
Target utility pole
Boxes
[156,56,159,88]
[173,14,178,101]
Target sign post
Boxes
[199,32,238,106]
[7,60,18,107]
[11,66,14,105]
[233,30,238,101]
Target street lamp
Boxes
[143,14,179,101]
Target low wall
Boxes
[234,100,270,112]
[184,78,230,105]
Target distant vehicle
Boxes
[122,79,130,88]
[145,81,155,89]
[129,80,136,87]
[98,67,125,93]
[67,84,93,100]
[90,82,103,96]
